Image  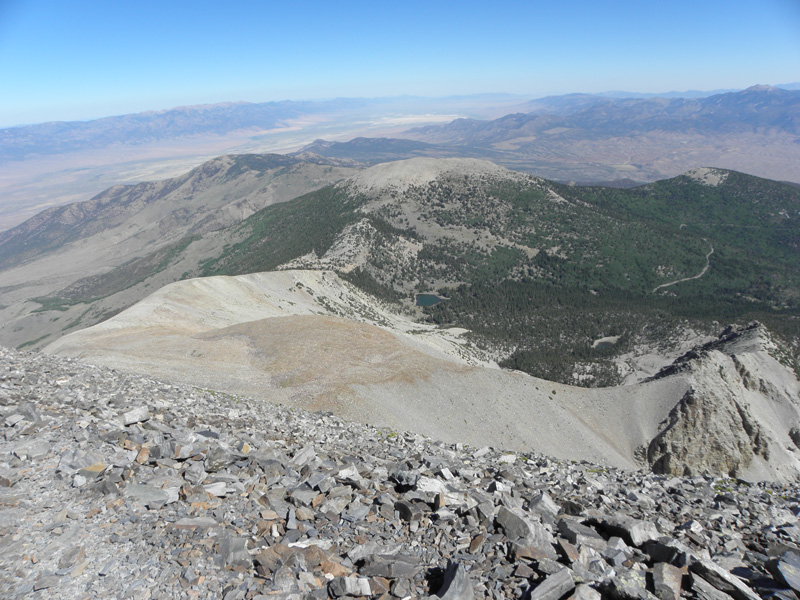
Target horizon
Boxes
[1,0,799,127]
[0,82,796,130]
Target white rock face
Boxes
[644,324,800,481]
[685,167,729,186]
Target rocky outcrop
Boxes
[644,323,800,479]
[646,386,769,477]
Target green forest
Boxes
[199,168,800,385]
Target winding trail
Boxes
[653,240,714,293]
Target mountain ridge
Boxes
[0,154,360,349]
[3,157,799,388]
[0,154,798,482]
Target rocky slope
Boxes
[641,323,800,480]
[3,345,800,600]
[44,270,800,483]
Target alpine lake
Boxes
[415,293,449,308]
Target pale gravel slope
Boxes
[45,270,800,481]
[46,269,692,472]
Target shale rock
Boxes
[0,346,797,599]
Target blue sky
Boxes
[0,0,798,127]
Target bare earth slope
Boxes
[45,270,800,481]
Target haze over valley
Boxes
[2,85,799,232]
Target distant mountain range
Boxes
[293,86,800,185]
[2,85,798,168]
[0,94,517,163]
[411,86,800,140]
[0,100,353,161]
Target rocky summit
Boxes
[2,346,800,600]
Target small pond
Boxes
[415,293,448,307]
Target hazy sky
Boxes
[1,0,798,127]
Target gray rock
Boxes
[336,464,367,489]
[766,551,800,595]
[16,402,42,423]
[289,445,317,468]
[395,499,423,522]
[172,516,218,529]
[603,569,658,600]
[558,518,607,552]
[4,413,25,427]
[496,506,536,541]
[568,584,602,600]
[205,445,240,472]
[390,468,420,487]
[652,562,683,600]
[204,481,228,496]
[360,554,421,578]
[497,506,558,560]
[289,487,319,507]
[530,568,575,600]
[329,576,372,597]
[123,483,170,509]
[530,490,561,518]
[433,561,474,600]
[14,438,50,460]
[98,559,116,576]
[691,574,734,600]
[590,514,660,547]
[33,575,60,591]
[0,468,20,487]
[644,538,693,568]
[218,534,252,569]
[305,470,332,492]
[56,448,105,475]
[321,494,351,515]
[58,545,85,569]
[690,557,760,600]
[122,406,150,425]
[417,476,449,495]
[342,500,371,522]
